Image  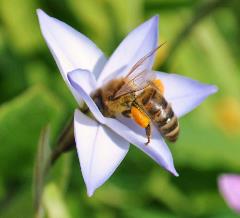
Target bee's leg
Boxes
[145,124,151,145]
[122,109,132,118]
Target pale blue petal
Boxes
[37,9,106,101]
[156,72,218,117]
[68,69,105,123]
[114,117,178,176]
[68,69,178,176]
[74,110,129,196]
[97,16,159,85]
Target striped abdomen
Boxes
[138,88,179,142]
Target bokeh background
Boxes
[0,0,240,217]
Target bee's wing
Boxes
[113,42,166,99]
[113,69,156,99]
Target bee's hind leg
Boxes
[145,124,151,145]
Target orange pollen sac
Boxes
[153,79,164,94]
[131,106,150,128]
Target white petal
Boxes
[156,72,218,117]
[97,16,159,85]
[69,69,177,176]
[68,70,105,123]
[74,110,129,196]
[106,117,178,176]
[37,9,106,100]
[68,69,97,95]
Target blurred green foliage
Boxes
[0,0,240,217]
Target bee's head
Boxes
[108,95,115,101]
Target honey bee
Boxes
[91,43,179,144]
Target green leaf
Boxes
[125,208,179,218]
[172,116,240,171]
[105,0,143,36]
[210,210,240,218]
[172,16,240,97]
[43,183,71,218]
[193,17,240,97]
[145,170,194,216]
[25,61,51,87]
[0,189,34,218]
[68,0,113,52]
[0,85,65,184]
[0,0,43,54]
[33,125,51,218]
[25,62,77,113]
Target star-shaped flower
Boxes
[37,9,218,196]
[218,174,240,213]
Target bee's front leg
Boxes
[145,124,151,145]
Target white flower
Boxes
[37,9,218,196]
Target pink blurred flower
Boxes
[218,174,240,213]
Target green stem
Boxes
[50,117,75,166]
